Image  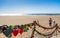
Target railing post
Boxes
[31,21,36,38]
[55,23,58,37]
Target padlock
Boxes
[3,27,13,37]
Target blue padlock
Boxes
[3,27,13,37]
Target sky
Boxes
[0,0,60,15]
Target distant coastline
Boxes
[29,13,60,15]
[0,13,60,16]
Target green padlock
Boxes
[10,24,14,30]
[24,24,28,32]
[30,24,32,28]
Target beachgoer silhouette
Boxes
[53,20,56,26]
[49,18,52,26]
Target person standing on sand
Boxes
[53,20,56,26]
[49,18,53,26]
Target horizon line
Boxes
[0,13,60,16]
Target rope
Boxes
[35,21,56,29]
[35,28,56,36]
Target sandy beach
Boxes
[0,15,60,38]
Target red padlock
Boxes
[32,36,34,38]
[12,29,18,37]
[19,29,24,35]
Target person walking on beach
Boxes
[53,20,56,26]
[49,18,52,26]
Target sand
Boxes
[0,15,60,38]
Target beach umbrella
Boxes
[3,28,13,37]
[10,24,14,30]
[12,29,18,37]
